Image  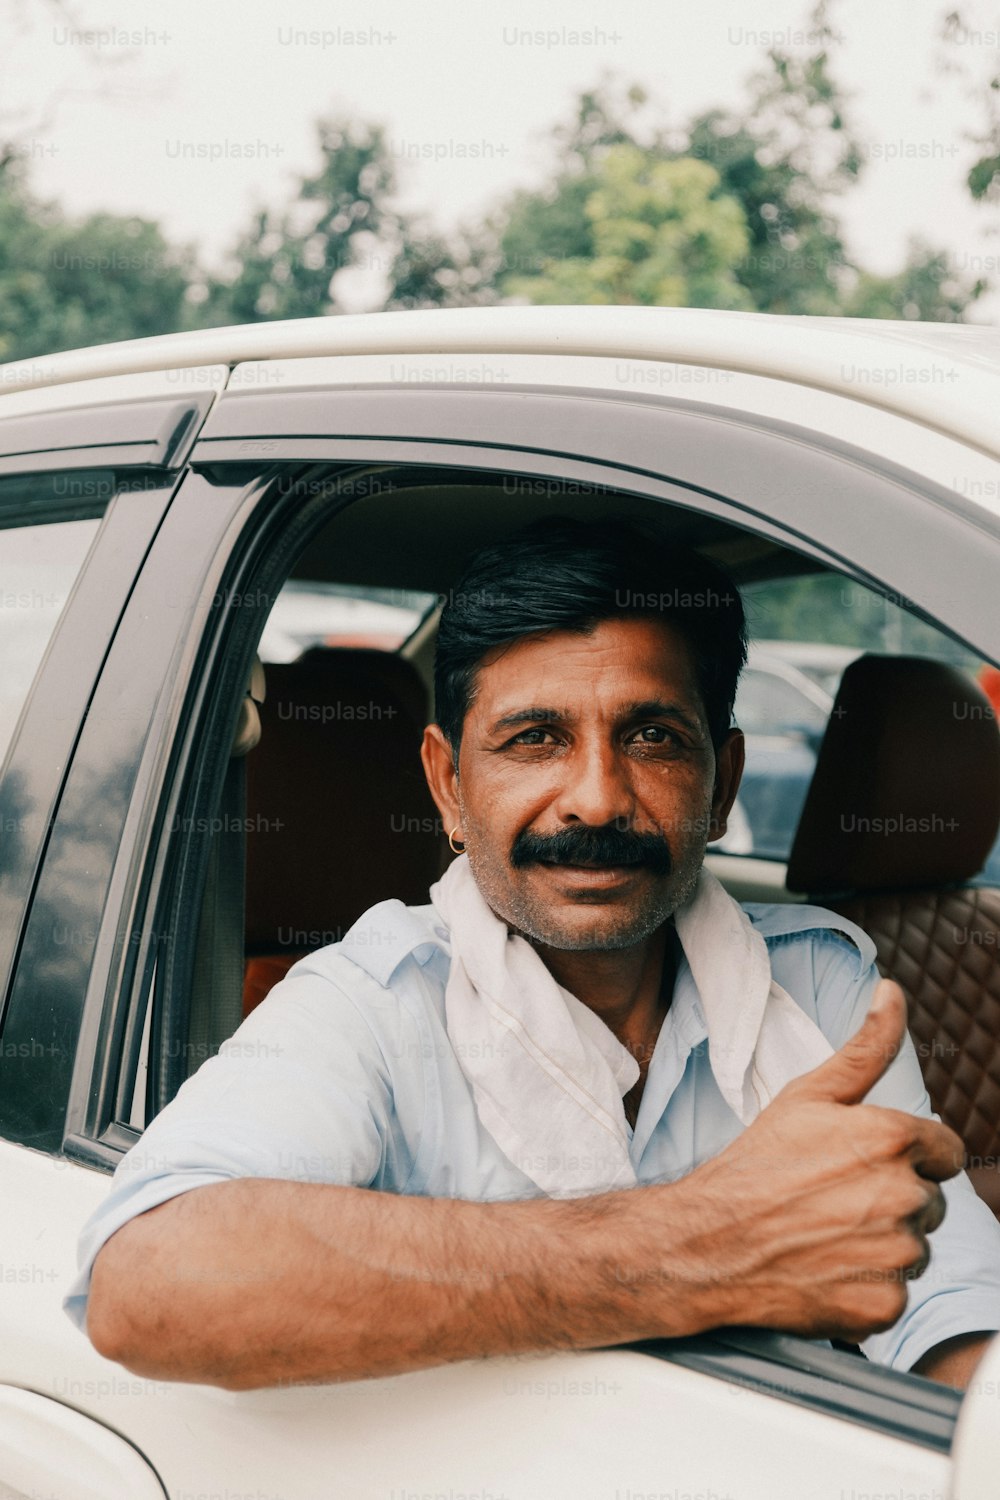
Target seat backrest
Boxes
[786,653,1000,1214]
[831,887,1000,1214]
[243,647,448,1009]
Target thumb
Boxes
[789,979,908,1106]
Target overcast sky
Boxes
[4,0,1000,315]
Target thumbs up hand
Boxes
[678,980,966,1342]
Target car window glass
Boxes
[720,572,998,871]
[735,666,830,737]
[0,482,106,767]
[259,579,437,662]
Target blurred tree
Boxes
[0,1,991,361]
[682,3,863,316]
[0,164,194,361]
[0,0,199,359]
[679,107,852,316]
[366,224,496,310]
[502,146,753,309]
[937,7,1000,206]
[843,240,986,321]
[386,5,984,319]
[744,572,980,666]
[198,120,398,324]
[386,82,689,307]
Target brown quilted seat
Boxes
[829,889,1000,1214]
[786,654,1000,1216]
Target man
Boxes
[70,518,1000,1391]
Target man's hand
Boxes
[675,978,964,1342]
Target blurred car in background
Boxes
[258,580,435,661]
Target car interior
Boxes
[154,463,1000,1225]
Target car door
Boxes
[12,353,998,1498]
[0,373,224,1500]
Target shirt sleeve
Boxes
[807,931,1000,1372]
[63,954,401,1336]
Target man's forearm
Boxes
[87,1176,734,1390]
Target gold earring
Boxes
[448,827,466,854]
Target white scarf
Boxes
[429,856,832,1198]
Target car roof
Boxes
[3,306,1000,458]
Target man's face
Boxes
[422,617,744,951]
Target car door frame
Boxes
[5,377,995,1159]
[0,390,220,1146]
[4,374,997,1470]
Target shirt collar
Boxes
[339,900,448,987]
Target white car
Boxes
[1,306,999,1499]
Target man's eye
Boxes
[630,725,681,746]
[510,728,556,746]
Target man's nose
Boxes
[551,737,635,827]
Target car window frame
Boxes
[27,390,995,1163]
[0,390,221,1144]
[0,469,181,1037]
[3,381,993,1153]
[193,381,1000,665]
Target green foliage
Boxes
[386,228,498,309]
[0,6,994,358]
[503,147,753,309]
[446,22,870,316]
[199,119,398,325]
[418,8,984,320]
[0,166,194,362]
[744,573,980,668]
[498,174,598,281]
[939,8,1000,204]
[968,152,1000,202]
[683,110,850,316]
[843,242,986,322]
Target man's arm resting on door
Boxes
[87,986,961,1390]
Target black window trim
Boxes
[0,392,217,476]
[0,468,183,1038]
[629,1327,962,1452]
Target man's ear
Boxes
[707,728,745,843]
[421,723,463,839]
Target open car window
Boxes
[111,465,999,1145]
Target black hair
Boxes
[434,516,747,760]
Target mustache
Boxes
[510,823,673,875]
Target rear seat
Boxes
[243,647,448,1014]
[786,655,1000,1217]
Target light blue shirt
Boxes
[65,897,1000,1371]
